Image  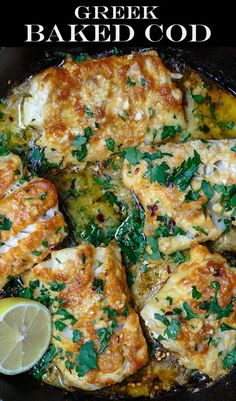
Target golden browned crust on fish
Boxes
[23,51,185,167]
[0,153,22,198]
[122,139,236,254]
[141,245,236,379]
[23,242,148,390]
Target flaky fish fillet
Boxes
[23,51,185,167]
[122,139,236,254]
[141,245,236,379]
[23,242,148,390]
[0,154,67,288]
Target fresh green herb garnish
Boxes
[192,225,208,236]
[0,215,12,230]
[161,125,182,140]
[192,286,201,300]
[220,323,236,332]
[154,313,181,340]
[92,278,104,294]
[32,343,57,379]
[31,251,42,256]
[170,151,202,192]
[185,190,201,202]
[201,180,214,201]
[199,281,235,320]
[75,341,97,377]
[49,281,66,292]
[72,136,87,147]
[115,207,146,267]
[127,76,136,86]
[54,319,67,332]
[145,162,170,185]
[40,191,47,201]
[123,147,144,165]
[26,146,58,173]
[166,296,173,305]
[182,302,198,320]
[0,145,10,156]
[181,132,191,143]
[146,235,161,260]
[73,329,83,342]
[85,106,93,118]
[155,215,186,238]
[140,78,147,86]
[96,327,113,354]
[223,347,236,369]
[192,94,204,104]
[106,138,115,152]
[170,251,189,265]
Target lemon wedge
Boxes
[0,297,52,375]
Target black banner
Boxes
[0,1,235,46]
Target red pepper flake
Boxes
[166,265,171,274]
[147,204,158,217]
[96,213,104,223]
[134,167,140,174]
[165,311,173,316]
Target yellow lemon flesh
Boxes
[0,297,51,375]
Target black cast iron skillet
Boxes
[0,46,235,401]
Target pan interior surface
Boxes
[0,46,236,401]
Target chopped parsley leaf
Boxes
[170,150,202,192]
[199,281,235,320]
[54,319,67,332]
[75,341,97,377]
[92,278,104,294]
[140,78,147,86]
[106,138,115,152]
[161,125,182,140]
[223,347,236,369]
[166,296,173,305]
[185,190,201,202]
[201,180,214,201]
[123,147,144,165]
[49,281,66,292]
[85,106,93,118]
[73,329,83,342]
[183,302,198,320]
[154,313,181,340]
[192,94,204,104]
[146,235,161,260]
[192,286,201,300]
[40,191,47,201]
[72,135,87,147]
[31,251,42,256]
[220,323,236,332]
[32,343,57,379]
[0,145,10,156]
[170,251,189,265]
[145,162,170,185]
[115,207,146,267]
[192,225,208,236]
[96,327,113,354]
[127,76,136,86]
[0,215,12,231]
[181,132,191,143]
